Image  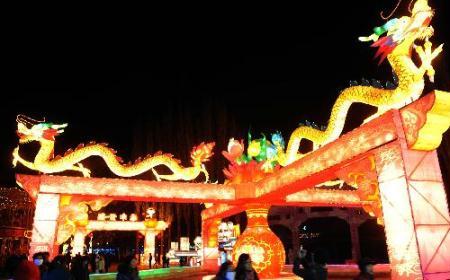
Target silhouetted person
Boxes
[293,247,328,280]
[354,258,376,280]
[98,255,105,273]
[161,254,166,268]
[33,252,48,279]
[4,255,26,279]
[148,253,152,269]
[116,256,140,280]
[162,253,170,268]
[235,253,259,280]
[44,255,73,280]
[155,253,160,266]
[89,254,96,273]
[70,255,89,280]
[104,254,111,272]
[94,254,101,273]
[64,253,72,270]
[213,260,235,280]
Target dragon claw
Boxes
[76,163,91,177]
[415,40,443,83]
[432,43,444,59]
[12,147,19,167]
[151,168,161,181]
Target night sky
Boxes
[2,1,449,185]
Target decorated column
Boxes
[141,230,156,266]
[201,218,221,270]
[232,204,285,278]
[72,228,87,256]
[29,193,61,259]
[375,141,450,279]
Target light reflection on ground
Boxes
[90,264,391,279]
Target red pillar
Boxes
[201,218,220,271]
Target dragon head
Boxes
[16,115,67,143]
[393,0,434,49]
[360,0,434,63]
[190,142,215,167]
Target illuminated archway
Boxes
[16,90,450,279]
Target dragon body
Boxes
[279,0,443,166]
[13,117,215,182]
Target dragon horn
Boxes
[412,0,431,15]
[16,114,45,126]
[52,123,68,129]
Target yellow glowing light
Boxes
[119,213,128,221]
[146,207,156,219]
[97,213,106,221]
[81,220,169,233]
[233,224,240,237]
[129,213,138,222]
[75,219,88,227]
[12,118,215,182]
[87,221,145,231]
[144,218,157,229]
[247,141,261,157]
[60,195,72,206]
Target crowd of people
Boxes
[2,248,377,280]
[291,247,376,280]
[214,253,258,280]
[213,249,377,280]
[1,252,140,280]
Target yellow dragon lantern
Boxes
[12,115,215,182]
[280,0,443,166]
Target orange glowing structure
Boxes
[12,1,450,278]
[57,196,168,265]
[16,89,450,279]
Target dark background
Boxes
[1,0,449,261]
[2,0,449,184]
